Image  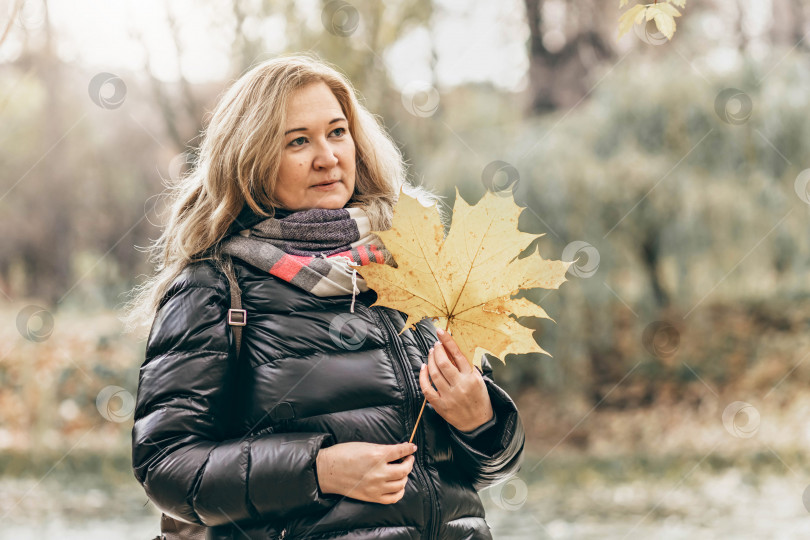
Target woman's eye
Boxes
[288,128,345,147]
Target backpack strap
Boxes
[223,255,246,357]
[156,258,244,539]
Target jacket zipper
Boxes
[412,321,436,357]
[358,303,440,540]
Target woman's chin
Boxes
[303,191,352,210]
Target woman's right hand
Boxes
[315,441,417,504]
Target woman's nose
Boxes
[313,139,339,169]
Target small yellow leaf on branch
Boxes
[618,4,646,38]
[618,1,683,41]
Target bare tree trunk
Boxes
[40,0,72,304]
[523,0,615,113]
[770,0,808,49]
[165,6,201,124]
[130,1,207,153]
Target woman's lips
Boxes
[312,180,341,189]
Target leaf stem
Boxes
[409,399,426,444]
[408,320,451,443]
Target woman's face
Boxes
[275,82,357,211]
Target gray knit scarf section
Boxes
[246,207,359,255]
[220,206,392,301]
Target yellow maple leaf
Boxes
[357,186,570,371]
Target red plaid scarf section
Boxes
[270,244,387,282]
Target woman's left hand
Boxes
[418,328,494,433]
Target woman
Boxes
[126,53,525,540]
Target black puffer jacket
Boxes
[132,256,525,539]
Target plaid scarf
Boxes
[220,205,393,312]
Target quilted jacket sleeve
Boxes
[131,262,336,527]
[445,354,526,491]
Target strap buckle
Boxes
[228,308,247,326]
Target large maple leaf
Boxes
[357,186,571,371]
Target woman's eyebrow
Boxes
[284,117,347,136]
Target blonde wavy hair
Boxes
[122,52,442,336]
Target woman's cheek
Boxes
[339,137,355,153]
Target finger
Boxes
[388,453,414,469]
[432,342,461,386]
[383,476,409,491]
[419,361,440,403]
[419,355,440,395]
[436,329,473,375]
[386,456,414,480]
[387,442,417,462]
[380,488,405,504]
[427,347,452,392]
